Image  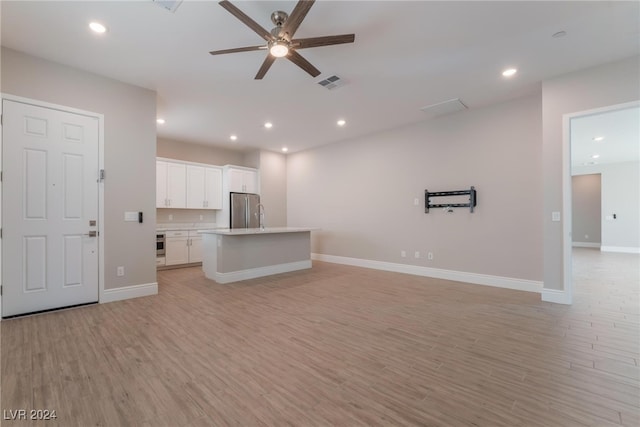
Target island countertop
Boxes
[198,227,316,236]
[199,227,315,283]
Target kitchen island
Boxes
[199,227,315,284]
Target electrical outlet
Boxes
[414,198,419,206]
[168,214,173,221]
[199,215,203,221]
[414,251,420,258]
[427,252,434,260]
[585,234,589,239]
[117,266,125,277]
[401,250,406,258]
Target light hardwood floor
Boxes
[1,248,638,426]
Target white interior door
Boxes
[2,99,99,317]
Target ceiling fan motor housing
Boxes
[271,11,288,27]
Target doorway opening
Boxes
[564,101,640,303]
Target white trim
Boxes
[101,282,158,304]
[0,93,105,318]
[312,254,542,293]
[541,288,572,305]
[212,260,312,284]
[572,242,601,248]
[601,246,640,254]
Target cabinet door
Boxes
[242,170,259,193]
[156,161,168,208]
[228,168,246,192]
[166,162,186,208]
[186,165,206,209]
[205,167,223,209]
[165,237,189,265]
[189,236,203,263]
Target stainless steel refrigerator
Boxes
[230,192,261,229]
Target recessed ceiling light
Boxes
[337,119,346,126]
[281,147,288,153]
[156,118,165,124]
[502,68,517,77]
[264,122,273,129]
[591,154,600,159]
[89,22,107,34]
[552,31,567,38]
[593,136,604,141]
[230,135,238,141]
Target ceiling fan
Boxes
[209,0,355,79]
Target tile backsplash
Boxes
[157,208,217,224]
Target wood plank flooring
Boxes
[1,248,638,426]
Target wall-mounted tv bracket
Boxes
[425,186,477,213]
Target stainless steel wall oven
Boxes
[156,233,166,256]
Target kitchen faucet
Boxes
[256,203,266,231]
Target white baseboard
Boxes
[541,288,572,305]
[101,282,158,304]
[311,254,542,294]
[600,246,640,254]
[572,242,600,248]
[213,260,312,284]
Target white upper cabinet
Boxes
[156,160,186,208]
[226,166,259,193]
[204,167,223,209]
[186,164,222,209]
[157,158,223,210]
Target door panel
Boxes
[3,99,99,317]
[24,149,48,219]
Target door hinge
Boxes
[1,285,3,296]
[99,169,105,181]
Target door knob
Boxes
[84,231,97,237]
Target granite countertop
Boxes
[198,227,317,235]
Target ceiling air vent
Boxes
[317,75,346,90]
[152,0,183,13]
[420,98,468,119]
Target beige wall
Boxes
[157,137,247,166]
[571,174,601,245]
[542,56,640,291]
[257,151,287,227]
[288,94,543,281]
[1,47,157,290]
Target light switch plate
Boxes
[124,211,138,222]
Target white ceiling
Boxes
[571,105,640,168]
[1,0,639,154]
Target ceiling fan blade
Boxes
[255,55,276,80]
[280,0,315,40]
[209,45,266,55]
[292,34,355,49]
[218,0,273,42]
[286,50,320,77]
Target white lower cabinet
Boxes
[165,230,202,266]
[189,234,203,263]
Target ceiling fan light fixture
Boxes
[269,41,289,58]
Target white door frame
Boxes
[0,93,105,319]
[562,99,640,305]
